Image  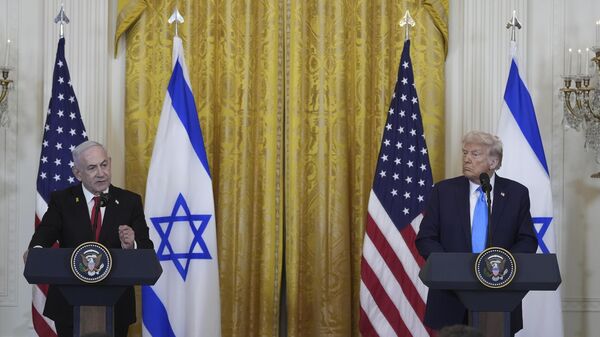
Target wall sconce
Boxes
[1,39,13,128]
[559,22,600,178]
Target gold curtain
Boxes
[285,1,446,336]
[117,0,446,336]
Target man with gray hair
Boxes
[25,140,153,337]
[415,130,538,336]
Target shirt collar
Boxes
[469,172,496,195]
[81,184,110,204]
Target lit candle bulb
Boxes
[567,48,572,75]
[586,48,590,76]
[597,20,600,46]
[2,39,10,68]
[578,49,582,75]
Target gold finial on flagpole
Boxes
[506,10,522,42]
[399,10,416,41]
[54,4,70,39]
[168,8,184,37]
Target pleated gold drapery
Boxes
[117,0,447,336]
[285,1,446,336]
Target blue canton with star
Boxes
[37,37,88,204]
[151,193,212,280]
[371,40,433,231]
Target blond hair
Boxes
[462,131,503,170]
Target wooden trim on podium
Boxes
[74,305,114,337]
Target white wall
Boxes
[446,1,600,336]
[0,0,42,335]
[0,0,124,336]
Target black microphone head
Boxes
[99,192,110,207]
[479,173,492,193]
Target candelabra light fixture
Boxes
[559,21,600,178]
[1,39,13,128]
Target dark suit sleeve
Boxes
[29,192,62,248]
[129,193,154,249]
[509,186,538,253]
[415,184,445,258]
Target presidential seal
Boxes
[474,247,516,289]
[71,242,112,283]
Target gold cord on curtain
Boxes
[117,0,447,336]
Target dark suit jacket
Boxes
[29,184,153,326]
[415,175,538,333]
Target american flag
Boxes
[359,39,434,337]
[32,37,88,337]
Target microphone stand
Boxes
[485,188,492,248]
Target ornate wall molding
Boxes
[563,298,600,312]
[0,0,19,308]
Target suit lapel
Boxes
[71,185,94,239]
[491,175,508,244]
[99,185,118,242]
[458,177,472,248]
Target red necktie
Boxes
[91,196,102,241]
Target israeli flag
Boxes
[497,41,563,337]
[142,36,222,337]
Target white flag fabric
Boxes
[142,36,222,337]
[497,41,564,337]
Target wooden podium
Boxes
[24,248,162,337]
[419,252,561,337]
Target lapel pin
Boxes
[115,199,119,205]
[500,192,505,197]
[75,197,79,203]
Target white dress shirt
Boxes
[469,173,495,229]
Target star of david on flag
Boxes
[151,193,212,280]
[142,36,222,337]
[496,41,563,337]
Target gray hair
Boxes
[72,140,107,167]
[462,130,503,170]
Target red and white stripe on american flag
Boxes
[359,39,434,337]
[33,196,56,337]
[360,191,430,337]
[32,36,88,337]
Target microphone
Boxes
[99,192,110,207]
[479,172,493,248]
[479,173,492,194]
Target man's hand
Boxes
[119,225,136,249]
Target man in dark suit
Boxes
[25,140,153,337]
[415,131,538,336]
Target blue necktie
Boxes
[472,186,488,253]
